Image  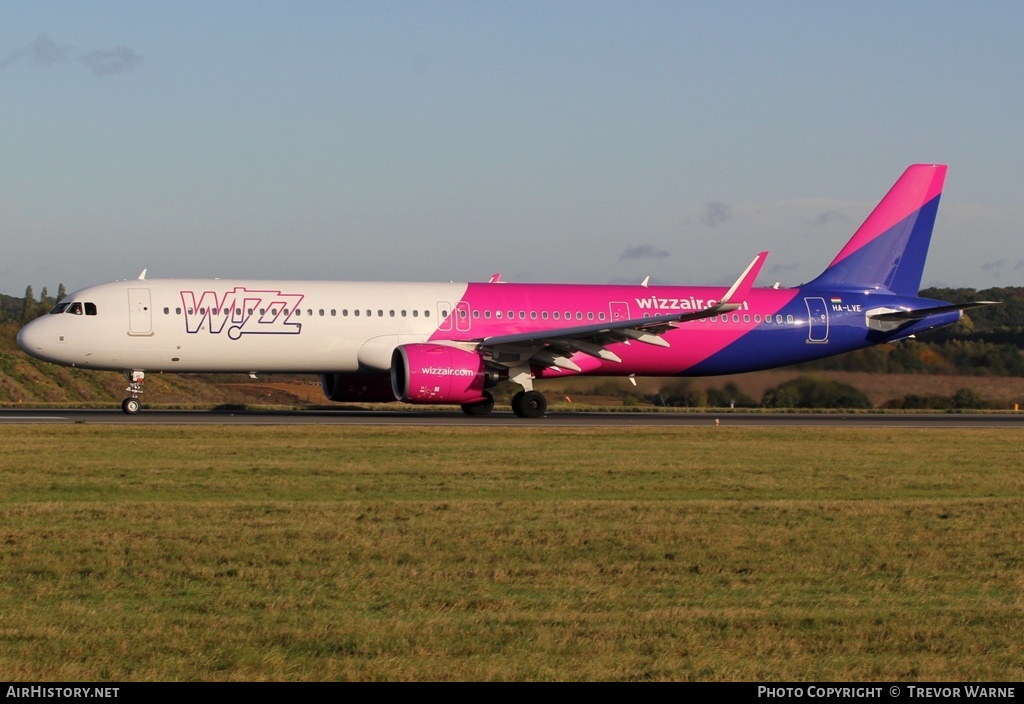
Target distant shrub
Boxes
[882,388,991,410]
[952,387,988,409]
[883,394,952,410]
[655,380,707,408]
[705,382,758,408]
[762,376,872,409]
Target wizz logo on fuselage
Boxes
[180,288,305,340]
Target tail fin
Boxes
[805,164,947,296]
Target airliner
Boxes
[17,164,993,417]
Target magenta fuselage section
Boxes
[427,282,804,377]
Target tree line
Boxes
[0,284,67,325]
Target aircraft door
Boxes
[437,301,453,332]
[128,288,153,336]
[805,297,828,343]
[610,301,630,321]
[454,301,471,332]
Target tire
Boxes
[461,391,495,416]
[122,398,141,415]
[512,390,546,418]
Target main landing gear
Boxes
[460,390,495,416]
[506,365,547,418]
[511,390,547,418]
[122,371,144,414]
[458,389,548,418]
[459,389,547,418]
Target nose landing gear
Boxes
[122,371,145,414]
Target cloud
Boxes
[1,34,141,76]
[81,46,142,76]
[701,201,730,228]
[814,210,847,226]
[0,34,73,70]
[980,259,1024,278]
[619,244,669,261]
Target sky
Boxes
[3,1,1024,297]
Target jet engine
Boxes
[391,343,494,404]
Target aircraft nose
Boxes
[17,318,52,358]
[17,320,39,353]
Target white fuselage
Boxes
[17,279,468,374]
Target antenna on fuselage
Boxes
[138,269,147,281]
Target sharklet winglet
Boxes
[720,251,768,306]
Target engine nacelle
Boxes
[391,343,490,404]
[320,372,396,403]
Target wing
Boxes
[477,252,768,372]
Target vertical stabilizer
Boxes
[805,164,946,295]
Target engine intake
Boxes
[391,344,490,404]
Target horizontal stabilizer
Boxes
[867,301,999,322]
[865,301,998,332]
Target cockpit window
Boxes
[56,301,98,316]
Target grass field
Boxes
[1,426,1021,681]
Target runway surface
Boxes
[2,408,1024,427]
